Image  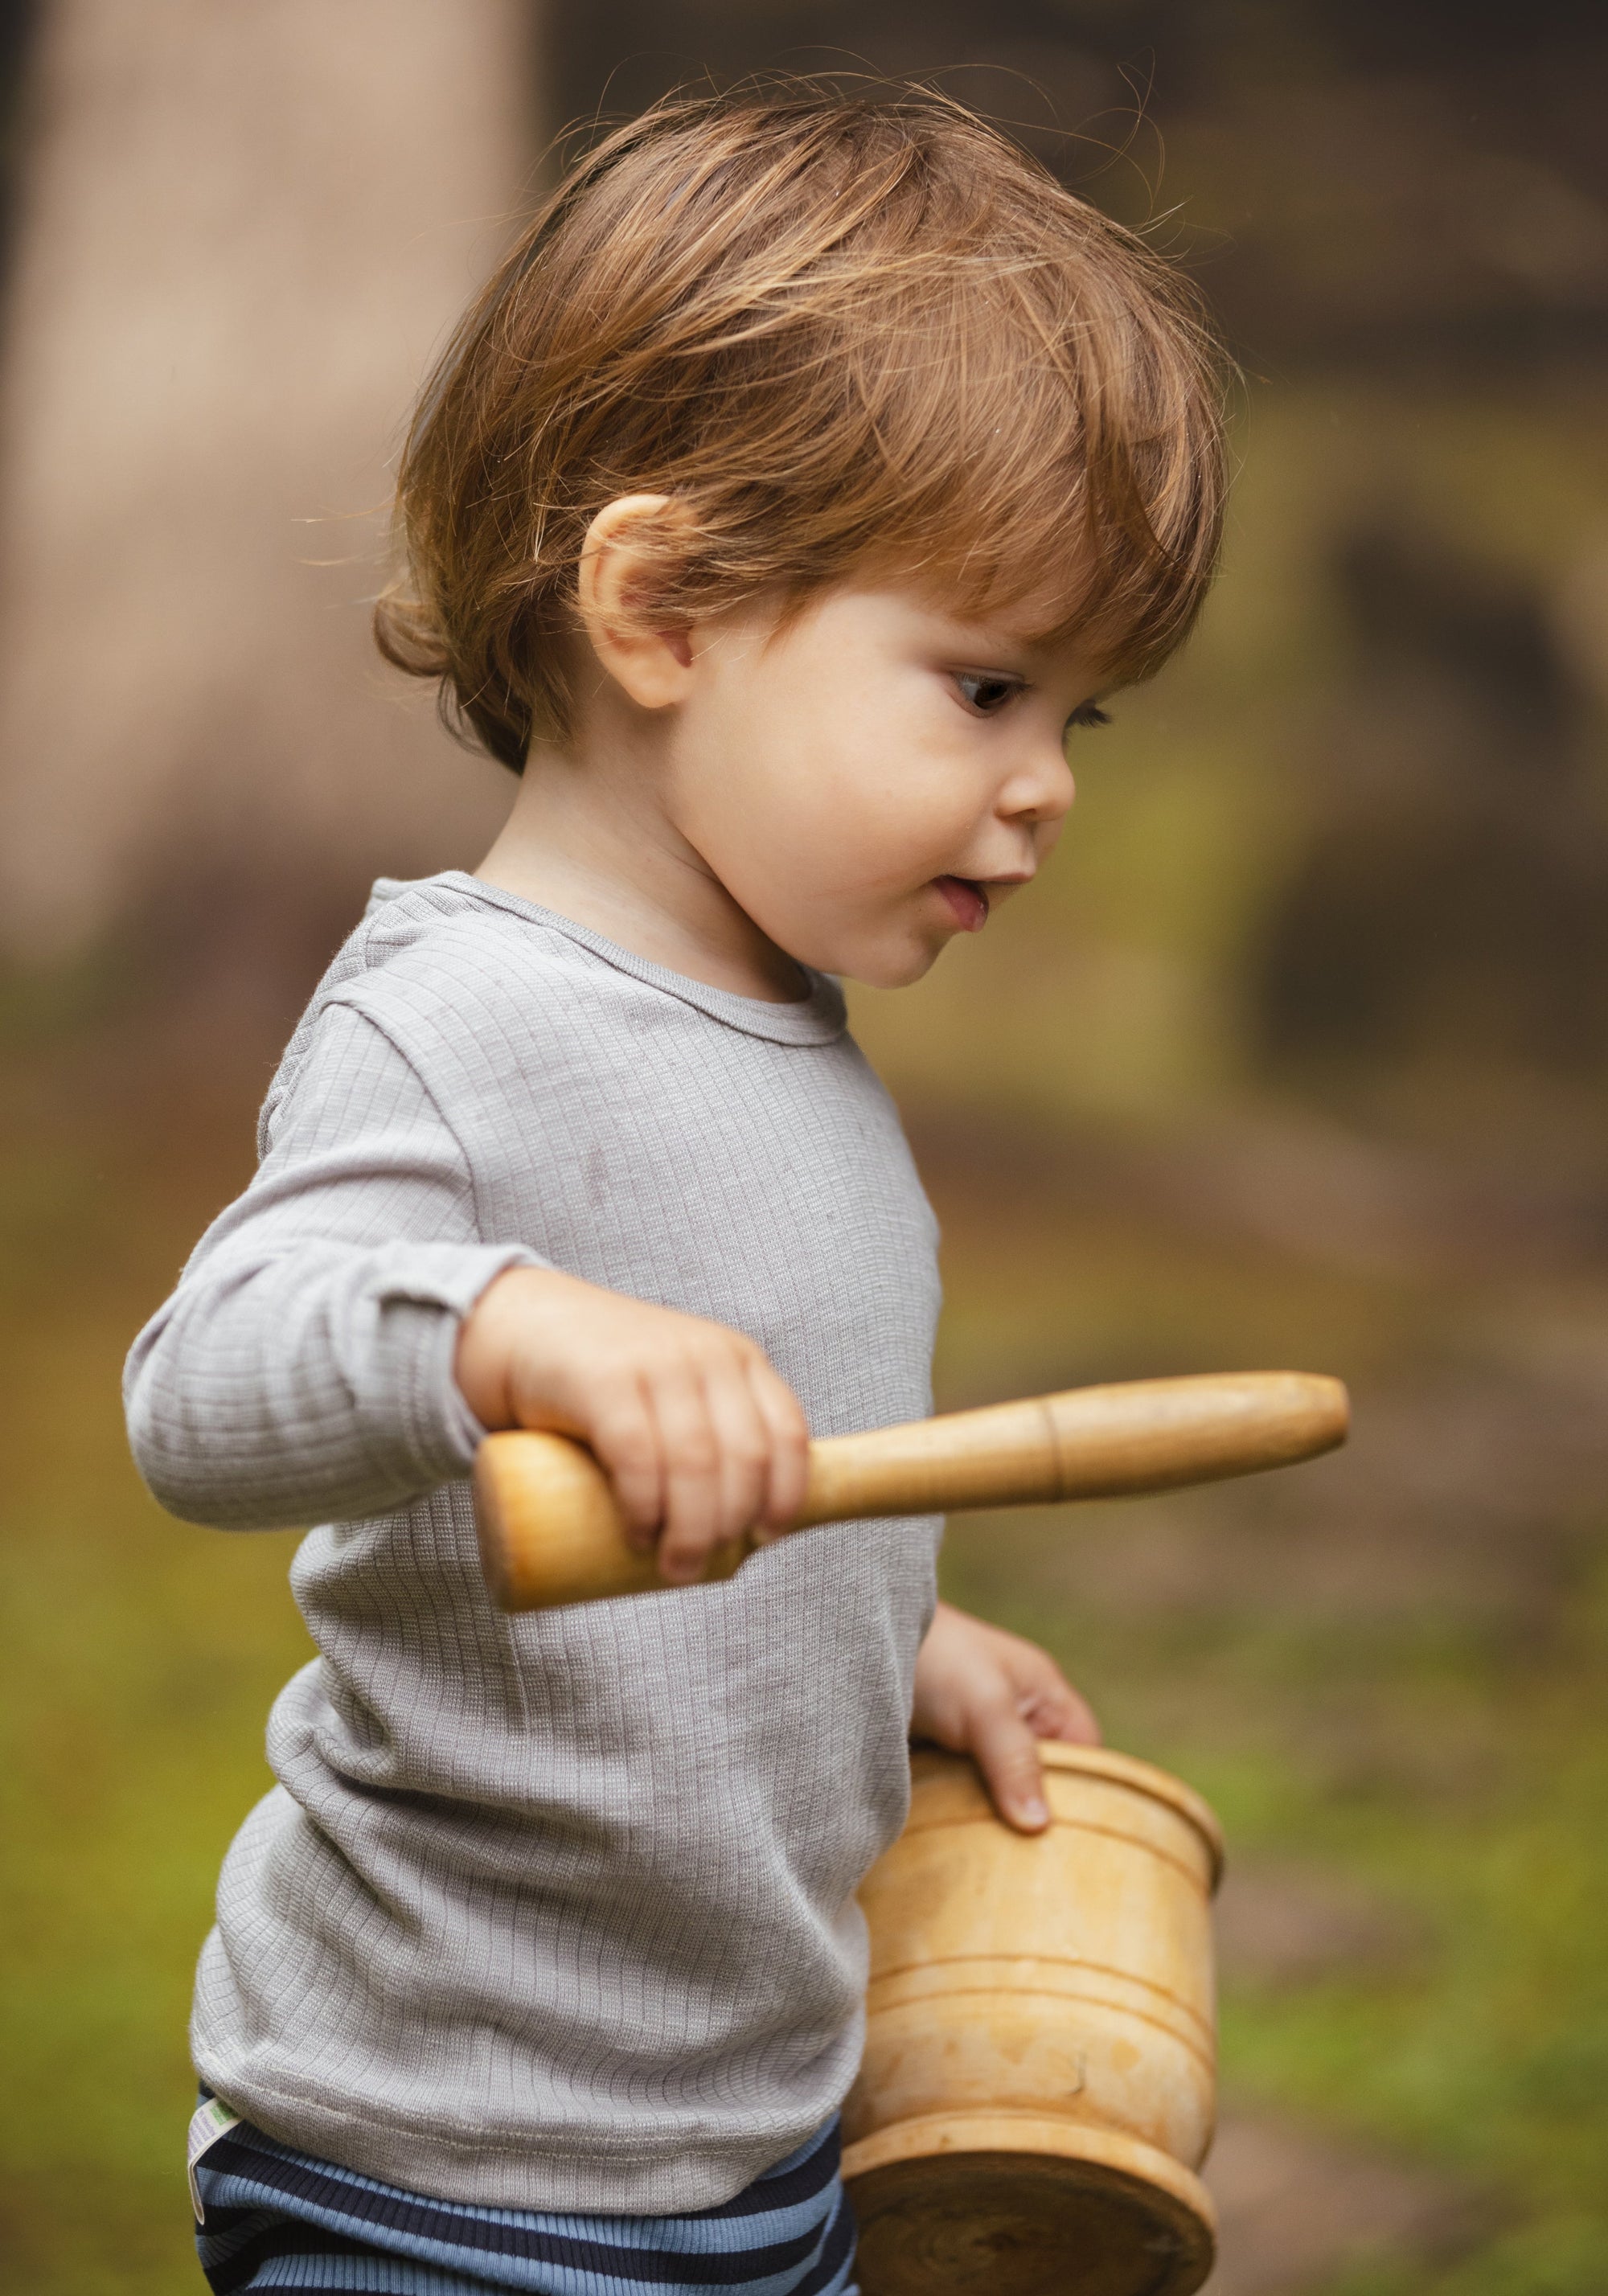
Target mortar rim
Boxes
[910,1740,1225,1886]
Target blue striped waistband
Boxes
[191,2102,858,2295]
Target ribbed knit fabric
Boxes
[125,872,941,2217]
[191,2097,856,2294]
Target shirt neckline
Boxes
[367,872,849,1048]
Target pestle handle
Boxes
[474,1370,1349,1613]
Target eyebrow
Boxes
[927,605,1100,691]
[937,624,1040,668]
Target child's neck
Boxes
[473,736,807,1005]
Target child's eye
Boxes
[1065,702,1111,734]
[954,671,1023,715]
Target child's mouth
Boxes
[933,875,990,932]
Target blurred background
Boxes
[2,2,1606,2290]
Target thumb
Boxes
[970,1697,1052,1834]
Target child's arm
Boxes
[911,1601,1099,1833]
[126,995,808,1559]
[125,1000,544,1531]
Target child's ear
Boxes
[576,494,697,708]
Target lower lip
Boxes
[933,875,990,932]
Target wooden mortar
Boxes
[843,1743,1224,2296]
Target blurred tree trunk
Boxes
[0,0,536,1005]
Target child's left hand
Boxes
[910,1601,1099,1834]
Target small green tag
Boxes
[186,2095,241,2224]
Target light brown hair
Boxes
[376,84,1230,772]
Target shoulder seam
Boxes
[313,996,487,1241]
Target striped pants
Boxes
[191,2104,858,2294]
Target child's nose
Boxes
[1000,746,1076,825]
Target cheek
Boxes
[695,707,866,863]
[767,752,970,896]
[789,695,977,860]
[680,635,982,902]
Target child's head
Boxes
[378,84,1229,988]
[379,84,1226,763]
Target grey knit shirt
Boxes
[124,871,942,2214]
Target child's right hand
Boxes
[455,1267,811,1584]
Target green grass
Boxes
[0,1074,310,2293]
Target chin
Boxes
[843,939,944,991]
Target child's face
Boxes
[658,583,1100,989]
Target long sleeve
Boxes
[124,998,538,1529]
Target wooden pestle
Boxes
[474,1369,1349,1612]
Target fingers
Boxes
[632,1343,808,1586]
[1001,1632,1101,1748]
[704,1364,776,1551]
[654,1359,765,1584]
[748,1360,811,1530]
[1022,1672,1101,1749]
[970,1612,1101,1750]
[472,1265,809,1585]
[586,1378,667,1552]
[909,1603,1103,1832]
[967,1692,1052,1834]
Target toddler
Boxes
[126,84,1226,2295]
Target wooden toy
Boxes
[474,1369,1348,1610]
[844,1743,1224,2296]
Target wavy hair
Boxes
[375,85,1231,771]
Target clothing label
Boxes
[187,2094,241,2224]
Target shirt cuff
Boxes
[370,1244,544,1486]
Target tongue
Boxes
[936,875,989,931]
